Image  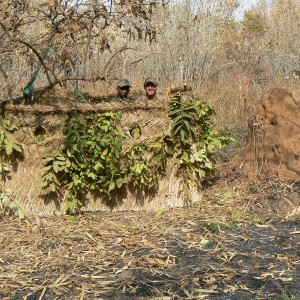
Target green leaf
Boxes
[155,208,165,218]
[18,209,25,220]
[56,155,66,161]
[168,108,182,117]
[102,148,108,156]
[108,181,115,191]
[67,149,72,157]
[114,147,120,159]
[94,161,103,171]
[42,165,52,172]
[1,164,10,172]
[50,183,56,192]
[199,169,206,177]
[172,114,184,126]
[172,123,182,137]
[180,129,187,142]
[66,216,80,222]
[12,143,22,153]
[131,127,141,139]
[53,162,59,173]
[165,145,175,155]
[1,195,10,204]
[66,159,71,168]
[182,112,194,120]
[116,177,126,188]
[9,202,19,209]
[87,172,97,179]
[223,191,233,198]
[40,180,49,188]
[152,141,162,148]
[36,133,45,143]
[55,160,66,166]
[4,141,13,155]
[44,156,55,162]
[200,239,210,245]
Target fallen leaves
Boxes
[0,190,299,299]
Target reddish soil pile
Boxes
[234,88,300,181]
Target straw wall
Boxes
[2,100,202,216]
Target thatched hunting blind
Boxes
[2,98,202,216]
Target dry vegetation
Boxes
[1,177,300,299]
[0,1,300,299]
[1,0,300,133]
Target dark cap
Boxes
[117,79,131,88]
[144,77,157,86]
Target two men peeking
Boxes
[113,78,163,102]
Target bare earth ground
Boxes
[1,175,300,300]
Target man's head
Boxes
[117,79,131,98]
[144,77,158,100]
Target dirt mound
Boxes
[234,88,300,181]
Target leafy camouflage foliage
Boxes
[42,94,234,212]
[168,93,235,188]
[0,112,23,180]
[0,113,24,218]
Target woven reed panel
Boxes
[3,100,202,216]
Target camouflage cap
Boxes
[144,77,158,86]
[117,79,131,88]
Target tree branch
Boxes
[0,63,12,99]
[18,39,54,88]
[105,52,163,76]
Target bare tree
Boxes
[0,0,160,100]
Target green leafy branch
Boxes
[0,189,25,220]
[168,93,234,191]
[0,112,23,181]
[42,112,127,212]
[42,94,235,212]
[0,112,24,218]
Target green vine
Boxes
[42,93,234,212]
[0,112,24,219]
[0,112,23,180]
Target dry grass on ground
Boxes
[1,173,299,300]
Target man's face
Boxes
[144,83,157,96]
[117,86,130,98]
